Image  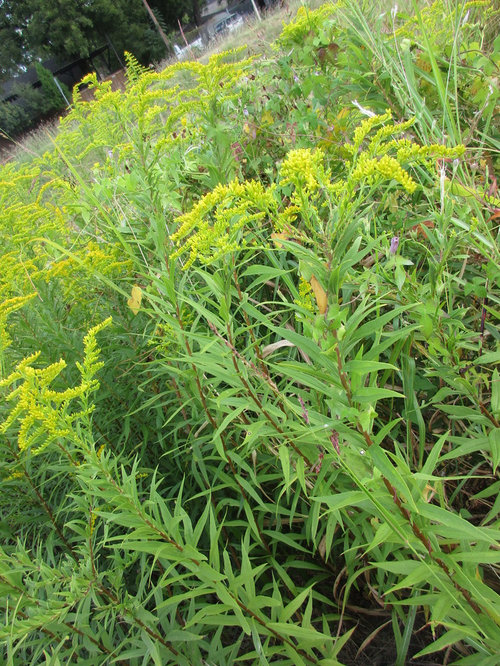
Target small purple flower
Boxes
[243,107,249,117]
[298,395,309,424]
[330,430,340,455]
[390,236,399,254]
[294,75,300,83]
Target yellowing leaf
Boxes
[127,286,142,315]
[261,111,274,126]
[310,275,327,314]
[271,232,290,248]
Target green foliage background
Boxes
[0,0,202,80]
[0,2,499,664]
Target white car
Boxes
[212,13,244,38]
[173,37,204,61]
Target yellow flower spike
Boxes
[90,511,97,536]
[0,294,37,320]
[277,2,341,47]
[351,154,417,193]
[0,319,111,456]
[352,111,392,151]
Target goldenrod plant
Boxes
[0,1,499,663]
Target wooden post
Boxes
[140,0,171,51]
[178,19,192,50]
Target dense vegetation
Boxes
[0,0,203,80]
[0,0,205,137]
[0,1,499,663]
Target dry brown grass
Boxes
[157,0,325,69]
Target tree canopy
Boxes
[0,0,204,80]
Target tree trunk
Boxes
[191,0,201,26]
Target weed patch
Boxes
[0,1,499,664]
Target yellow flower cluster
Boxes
[394,141,466,163]
[0,355,75,454]
[43,241,131,305]
[351,154,417,193]
[341,111,465,197]
[273,205,300,233]
[367,118,415,155]
[57,48,252,168]
[0,318,111,455]
[0,294,37,353]
[167,113,467,268]
[347,111,393,153]
[280,148,329,193]
[277,3,342,47]
[295,277,315,313]
[77,317,112,382]
[171,180,276,269]
[0,294,37,322]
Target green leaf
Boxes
[165,629,203,642]
[491,368,500,418]
[489,428,500,473]
[279,586,312,623]
[474,352,500,366]
[352,386,405,402]
[279,445,291,489]
[367,446,416,509]
[413,628,479,658]
[312,491,366,510]
[416,503,500,545]
[345,360,399,373]
[262,530,310,553]
[267,622,331,642]
[436,404,490,424]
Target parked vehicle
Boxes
[212,12,244,38]
[173,36,204,61]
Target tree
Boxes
[0,0,196,81]
[0,0,94,77]
[149,0,203,28]
[0,2,27,80]
[34,62,70,108]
